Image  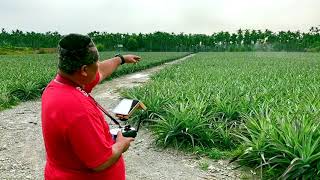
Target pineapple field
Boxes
[1,51,320,178]
[123,52,320,178]
[0,52,190,110]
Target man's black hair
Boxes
[58,34,99,74]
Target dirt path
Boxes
[0,54,244,179]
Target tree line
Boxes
[0,26,319,52]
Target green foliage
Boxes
[95,43,105,51]
[0,52,190,110]
[153,102,215,148]
[193,146,228,159]
[124,52,320,178]
[126,38,139,51]
[199,160,209,171]
[306,46,320,52]
[0,47,34,55]
[1,27,320,52]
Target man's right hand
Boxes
[92,131,134,172]
[116,131,134,153]
[123,54,141,64]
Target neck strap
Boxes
[55,77,122,128]
[87,93,122,128]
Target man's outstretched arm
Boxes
[98,54,141,82]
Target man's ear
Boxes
[80,65,88,77]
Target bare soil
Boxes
[0,55,247,179]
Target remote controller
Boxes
[110,125,137,140]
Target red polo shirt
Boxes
[41,73,125,180]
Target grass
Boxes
[199,160,209,171]
[0,47,57,55]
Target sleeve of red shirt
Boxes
[67,110,113,169]
[84,72,100,93]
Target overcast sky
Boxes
[1,0,319,35]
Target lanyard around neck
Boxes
[77,87,122,128]
[87,92,122,128]
[55,78,122,128]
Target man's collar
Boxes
[55,74,81,88]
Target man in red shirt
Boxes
[41,34,141,179]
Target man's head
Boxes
[58,34,99,85]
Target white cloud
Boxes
[0,0,319,34]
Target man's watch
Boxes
[115,54,125,65]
